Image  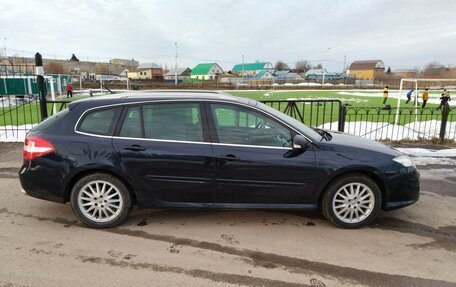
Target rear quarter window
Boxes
[78,107,121,136]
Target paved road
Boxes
[0,143,455,287]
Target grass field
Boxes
[0,90,454,126]
[226,90,455,125]
[227,89,451,108]
[0,96,83,126]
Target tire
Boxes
[322,173,381,229]
[70,173,132,228]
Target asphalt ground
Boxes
[0,143,455,287]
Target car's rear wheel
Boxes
[322,174,381,229]
[70,173,131,228]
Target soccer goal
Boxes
[394,78,456,124]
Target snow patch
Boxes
[318,120,456,141]
[0,125,36,142]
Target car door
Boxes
[207,102,318,205]
[112,102,216,204]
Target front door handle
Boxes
[123,145,146,152]
[219,154,241,161]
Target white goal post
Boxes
[394,78,456,125]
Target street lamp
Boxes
[2,37,6,57]
[322,47,331,86]
[174,42,178,86]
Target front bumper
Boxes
[383,168,420,210]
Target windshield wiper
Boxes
[313,128,332,141]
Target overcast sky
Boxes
[1,0,455,71]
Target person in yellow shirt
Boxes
[422,88,429,108]
[383,85,389,104]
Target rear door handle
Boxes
[219,154,241,161]
[123,145,146,152]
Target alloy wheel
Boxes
[332,182,375,224]
[77,180,124,223]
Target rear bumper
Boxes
[20,187,65,203]
[19,163,66,204]
[382,168,420,211]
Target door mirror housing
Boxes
[293,135,311,150]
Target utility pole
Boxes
[2,37,6,57]
[242,54,245,83]
[174,42,178,86]
[343,55,347,73]
[322,47,331,86]
[35,53,48,120]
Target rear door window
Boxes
[142,103,203,142]
[118,106,142,138]
[78,107,121,136]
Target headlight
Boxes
[393,155,415,167]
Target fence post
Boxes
[338,104,347,132]
[439,105,450,142]
[35,52,48,120]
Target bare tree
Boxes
[95,63,109,74]
[45,61,65,74]
[424,61,445,71]
[295,60,312,73]
[423,61,447,77]
[274,60,289,71]
[313,63,323,69]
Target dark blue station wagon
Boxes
[19,91,420,228]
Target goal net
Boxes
[394,78,456,124]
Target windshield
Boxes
[255,101,322,141]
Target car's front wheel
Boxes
[322,174,381,228]
[70,173,131,228]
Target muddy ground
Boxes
[0,143,455,287]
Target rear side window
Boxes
[78,107,121,136]
[143,103,203,142]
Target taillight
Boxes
[23,136,56,161]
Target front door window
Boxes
[210,104,292,148]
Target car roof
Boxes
[68,90,255,110]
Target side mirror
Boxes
[293,134,311,150]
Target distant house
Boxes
[218,72,243,84]
[273,70,302,81]
[255,70,274,79]
[231,62,273,78]
[109,67,130,77]
[127,63,163,80]
[164,67,192,82]
[190,63,223,80]
[347,60,385,80]
[304,69,340,80]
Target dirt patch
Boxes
[2,207,455,287]
[137,220,148,226]
[416,164,456,170]
[420,179,456,197]
[168,244,181,254]
[0,167,19,178]
[372,217,456,252]
[385,141,456,148]
[0,208,456,287]
[220,234,240,245]
[77,255,310,287]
